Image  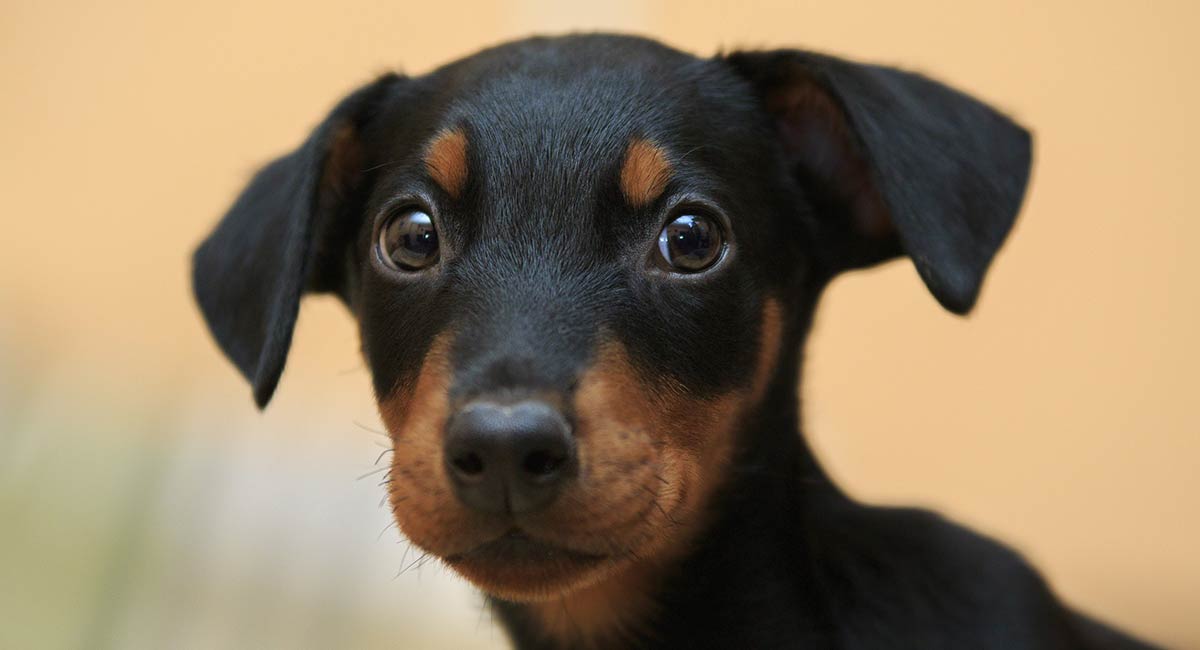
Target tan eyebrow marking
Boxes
[620,138,672,207]
[423,128,469,198]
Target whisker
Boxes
[401,552,431,575]
[394,543,413,579]
[353,420,390,437]
[374,447,394,465]
[360,159,404,174]
[377,520,398,541]
[476,594,490,632]
[356,465,390,481]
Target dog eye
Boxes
[657,213,724,272]
[379,209,439,270]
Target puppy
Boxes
[194,34,1156,649]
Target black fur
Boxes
[193,34,1157,649]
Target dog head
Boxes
[194,34,1030,603]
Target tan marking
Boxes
[523,561,664,649]
[424,128,469,198]
[751,297,784,398]
[526,297,785,647]
[320,123,364,201]
[379,332,506,556]
[619,138,672,207]
[765,79,892,238]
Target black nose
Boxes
[443,400,576,515]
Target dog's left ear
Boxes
[723,50,1033,314]
[193,73,401,408]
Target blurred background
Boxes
[2,0,1197,647]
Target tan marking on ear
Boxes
[620,138,672,207]
[322,123,364,199]
[751,297,784,399]
[765,79,892,239]
[424,128,469,198]
[526,297,785,647]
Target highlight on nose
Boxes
[443,400,577,515]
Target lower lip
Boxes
[446,531,607,567]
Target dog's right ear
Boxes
[193,73,401,409]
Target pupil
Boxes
[659,214,719,271]
[407,229,434,253]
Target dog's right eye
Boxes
[379,209,439,271]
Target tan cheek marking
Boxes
[377,332,452,447]
[619,138,672,207]
[570,340,737,547]
[423,128,469,199]
[377,333,463,551]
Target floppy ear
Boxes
[193,73,400,408]
[723,50,1033,314]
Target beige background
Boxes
[2,0,1197,648]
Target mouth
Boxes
[443,529,612,600]
[446,529,609,565]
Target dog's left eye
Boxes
[379,209,439,270]
[657,213,724,272]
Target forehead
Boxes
[445,39,694,168]
[372,36,768,218]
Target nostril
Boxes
[450,451,485,478]
[522,448,567,477]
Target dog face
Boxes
[194,35,1030,602]
[355,39,793,601]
